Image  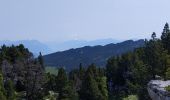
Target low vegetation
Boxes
[165,86,170,92]
[123,95,138,100]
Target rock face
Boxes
[148,80,170,100]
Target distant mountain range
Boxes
[0,40,51,56]
[43,39,145,71]
[0,39,121,55]
[45,38,121,52]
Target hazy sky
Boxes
[0,0,170,42]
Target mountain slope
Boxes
[45,38,120,52]
[43,39,145,70]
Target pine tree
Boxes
[151,32,156,40]
[38,52,45,70]
[161,23,170,53]
[80,73,102,100]
[56,68,79,100]
[166,67,170,80]
[161,23,170,41]
[144,35,170,79]
[106,57,119,93]
[5,80,15,100]
[78,63,85,80]
[80,64,108,100]
[96,77,108,100]
[0,74,6,100]
[60,81,79,100]
[56,68,68,99]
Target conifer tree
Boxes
[80,73,102,100]
[161,23,170,53]
[60,82,79,100]
[161,23,170,41]
[5,80,15,100]
[96,77,108,100]
[151,32,156,40]
[38,52,45,70]
[56,68,68,99]
[0,74,6,100]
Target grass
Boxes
[123,95,138,100]
[45,66,58,75]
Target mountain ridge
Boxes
[0,38,121,55]
[44,38,121,52]
[43,39,145,70]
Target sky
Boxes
[0,0,170,43]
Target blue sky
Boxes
[0,0,170,42]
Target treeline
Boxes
[44,64,107,100]
[0,44,45,100]
[107,23,170,100]
[1,23,170,100]
[0,44,108,100]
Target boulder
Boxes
[148,80,170,100]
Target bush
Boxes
[165,85,170,92]
[166,68,170,80]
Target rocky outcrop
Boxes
[148,80,170,100]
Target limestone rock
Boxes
[148,80,170,100]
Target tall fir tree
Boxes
[4,80,15,100]
[79,73,102,100]
[0,74,6,100]
[161,23,170,53]
[38,52,45,70]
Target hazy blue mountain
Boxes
[46,38,121,52]
[0,39,121,55]
[43,39,145,71]
[0,40,51,56]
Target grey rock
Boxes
[148,80,170,100]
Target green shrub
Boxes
[165,85,170,92]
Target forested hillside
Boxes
[0,44,45,99]
[43,40,144,70]
[1,23,170,100]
